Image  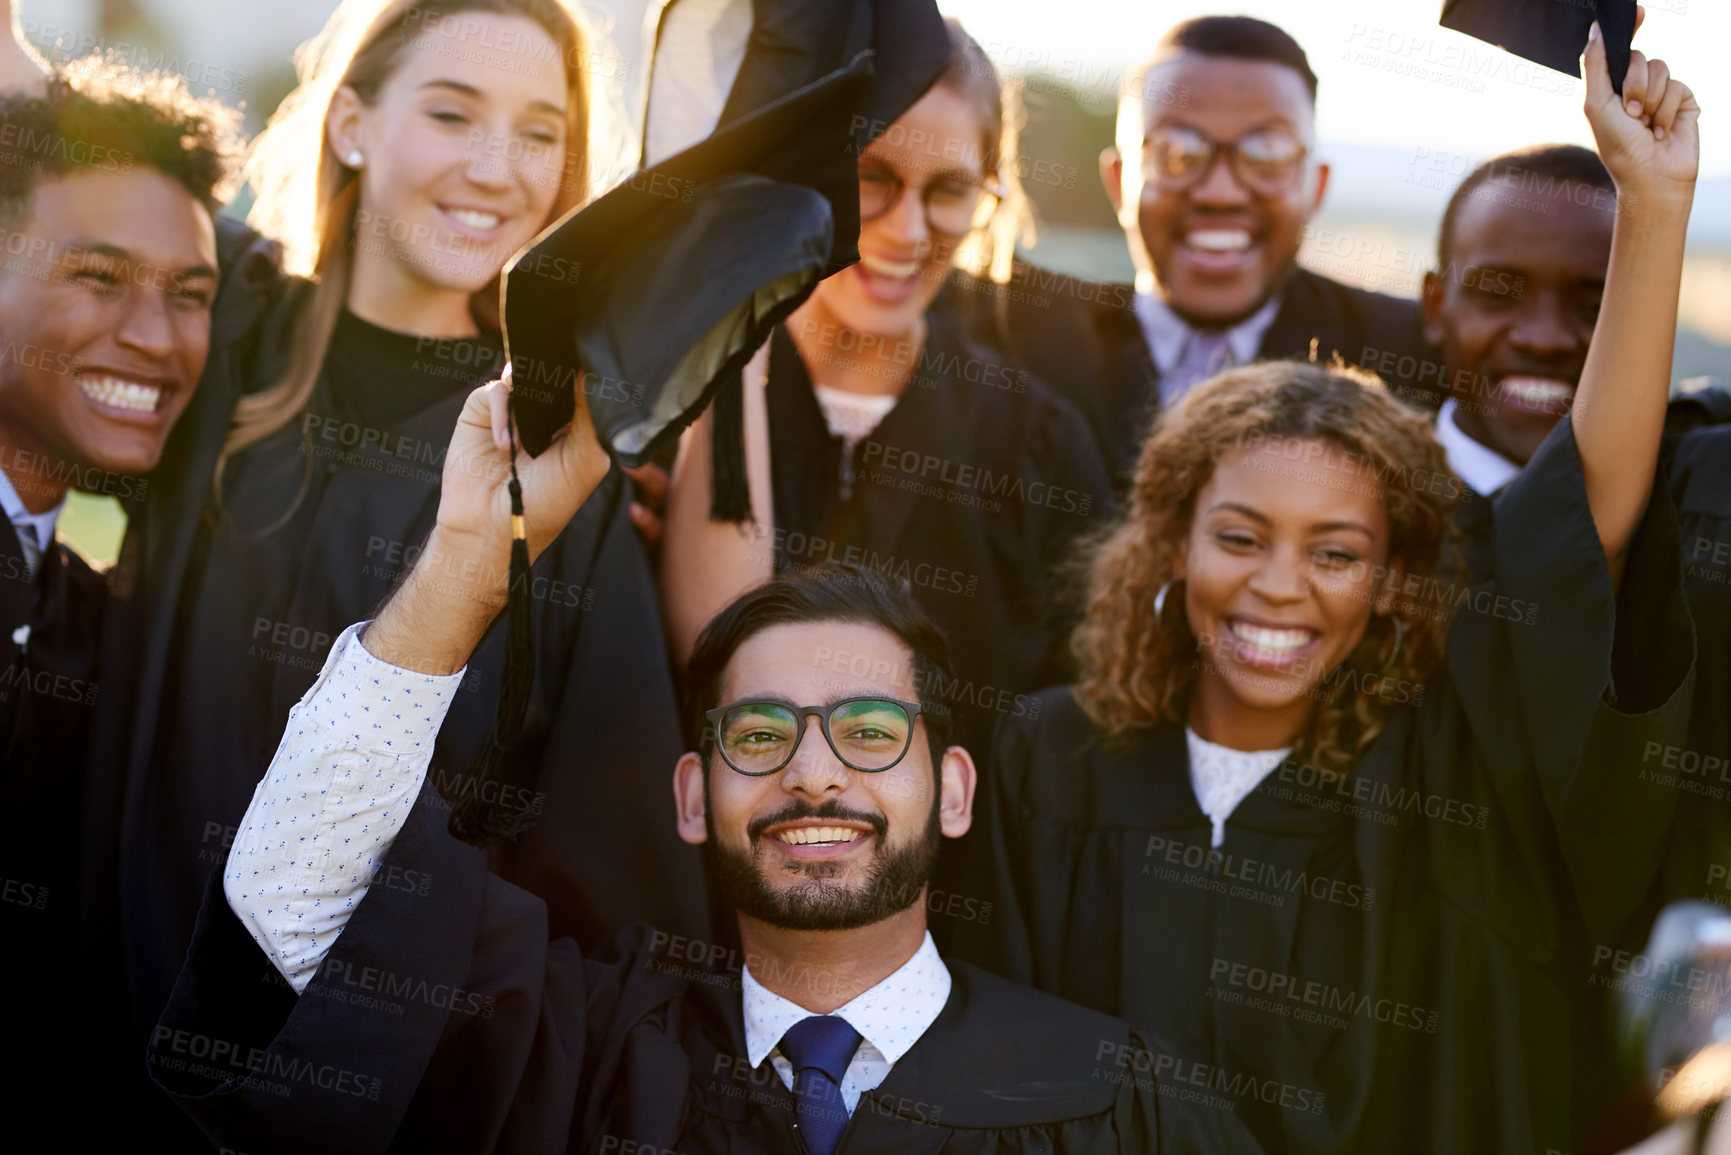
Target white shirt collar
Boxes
[0,466,63,560]
[742,931,951,1071]
[1133,288,1282,380]
[1434,400,1521,498]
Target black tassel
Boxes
[708,367,753,523]
[449,432,539,845]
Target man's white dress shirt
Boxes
[1434,399,1521,498]
[224,621,953,1122]
[743,931,950,1114]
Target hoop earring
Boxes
[1379,614,1405,675]
[1154,580,1175,621]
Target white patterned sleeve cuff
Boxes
[221,621,466,994]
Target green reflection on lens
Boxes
[723,703,797,770]
[828,699,910,769]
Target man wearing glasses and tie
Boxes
[146,373,1257,1153]
[946,15,1436,486]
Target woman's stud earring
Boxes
[346,150,364,168]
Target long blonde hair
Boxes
[216,0,611,497]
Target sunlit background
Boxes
[938,0,1731,360]
[24,0,1731,562]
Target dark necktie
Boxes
[1162,328,1234,406]
[0,518,29,749]
[778,1014,863,1155]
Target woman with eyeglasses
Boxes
[954,26,1701,1155]
[664,19,1113,768]
[87,0,710,1107]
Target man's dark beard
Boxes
[705,793,940,932]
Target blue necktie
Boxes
[778,1015,863,1155]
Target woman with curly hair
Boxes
[957,27,1701,1155]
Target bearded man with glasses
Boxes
[141,365,1259,1151]
[944,15,1439,487]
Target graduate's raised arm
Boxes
[366,369,613,674]
[213,371,611,991]
[151,377,620,1147]
[1572,9,1701,581]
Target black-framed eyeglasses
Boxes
[1144,126,1309,196]
[704,697,925,776]
[858,160,1004,235]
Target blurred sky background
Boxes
[22,0,1731,557]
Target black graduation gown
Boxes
[0,524,106,1103]
[150,790,1264,1154]
[1453,422,1707,927]
[88,224,709,1063]
[766,318,1114,758]
[1609,405,1731,915]
[1443,407,1718,1148]
[934,265,1438,487]
[1574,420,1731,1017]
[954,421,1697,1154]
[1654,424,1731,911]
[1,527,103,877]
[1581,419,1731,1149]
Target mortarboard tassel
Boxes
[708,366,754,523]
[449,427,540,844]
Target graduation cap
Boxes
[1441,0,1636,95]
[450,0,950,843]
[504,0,950,467]
[500,57,866,463]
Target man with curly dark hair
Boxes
[0,54,243,1120]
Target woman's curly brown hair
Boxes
[1073,361,1463,774]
